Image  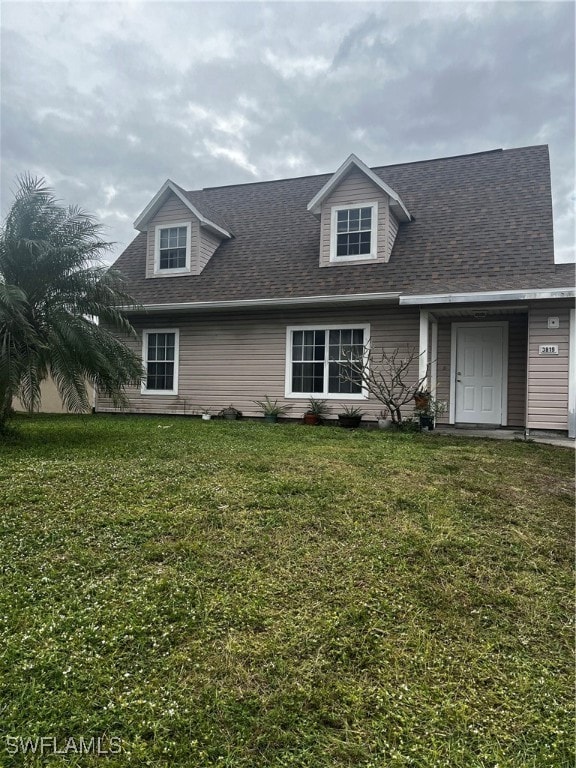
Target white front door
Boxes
[455,325,505,424]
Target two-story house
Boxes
[97,145,575,436]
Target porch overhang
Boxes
[399,287,575,306]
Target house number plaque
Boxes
[539,344,559,355]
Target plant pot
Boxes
[338,415,362,429]
[419,415,434,431]
[264,414,278,423]
[378,418,392,430]
[201,413,211,421]
[303,412,320,425]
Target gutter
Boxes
[125,292,402,313]
[399,287,576,306]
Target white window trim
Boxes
[329,202,378,263]
[141,328,180,395]
[284,324,370,400]
[154,222,192,275]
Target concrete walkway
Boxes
[434,426,575,449]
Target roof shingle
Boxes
[112,145,575,305]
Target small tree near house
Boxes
[339,344,429,424]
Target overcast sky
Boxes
[2,1,574,263]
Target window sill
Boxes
[153,267,190,276]
[328,254,379,264]
[285,392,367,400]
[141,389,179,396]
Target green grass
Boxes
[0,415,573,767]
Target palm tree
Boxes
[0,174,143,428]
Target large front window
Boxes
[331,204,377,261]
[287,326,368,398]
[142,330,179,394]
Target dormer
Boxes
[134,180,232,278]
[307,154,411,267]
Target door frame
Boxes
[449,321,509,425]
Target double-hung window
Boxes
[286,325,369,399]
[142,330,179,395]
[154,222,191,273]
[330,203,377,261]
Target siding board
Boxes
[319,169,398,267]
[97,305,421,420]
[145,192,222,276]
[526,301,572,430]
[435,313,528,427]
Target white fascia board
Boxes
[124,291,401,314]
[133,179,231,239]
[399,287,576,306]
[307,154,411,222]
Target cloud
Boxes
[1,1,573,262]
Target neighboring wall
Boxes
[13,378,94,414]
[526,301,572,431]
[435,313,528,427]
[319,169,397,267]
[97,304,420,420]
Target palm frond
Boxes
[0,175,141,426]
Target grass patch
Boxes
[0,414,574,767]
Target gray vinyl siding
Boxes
[199,229,222,272]
[435,313,528,427]
[388,213,399,257]
[145,192,221,277]
[97,305,421,420]
[526,301,572,430]
[319,169,395,267]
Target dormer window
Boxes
[154,222,191,274]
[330,203,377,262]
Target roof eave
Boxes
[307,153,411,222]
[133,180,232,239]
[121,292,402,314]
[399,287,576,305]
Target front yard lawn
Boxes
[0,415,573,767]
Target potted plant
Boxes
[303,398,330,425]
[218,405,242,420]
[337,404,364,429]
[414,395,447,431]
[377,408,392,430]
[200,407,212,421]
[253,396,291,423]
[413,390,431,412]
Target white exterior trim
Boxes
[134,179,231,239]
[284,324,370,400]
[141,328,180,395]
[153,221,192,275]
[569,308,576,439]
[449,321,508,425]
[419,310,429,387]
[307,154,411,222]
[400,287,576,306]
[430,320,438,398]
[329,202,378,262]
[129,292,401,313]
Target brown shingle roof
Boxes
[112,145,575,305]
